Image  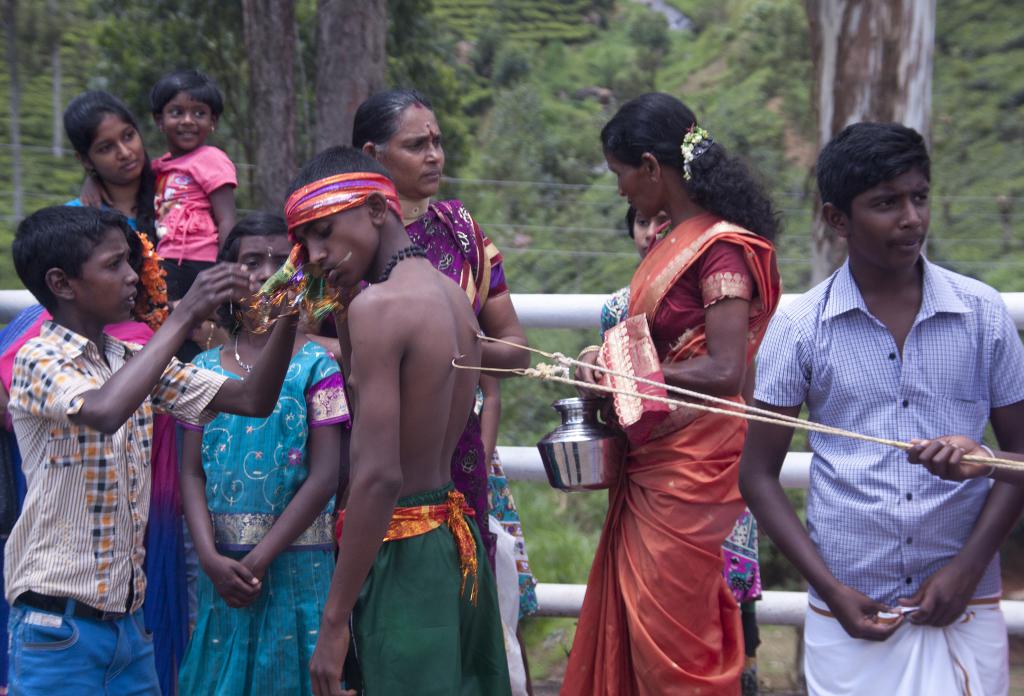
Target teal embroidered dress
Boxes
[178,341,348,695]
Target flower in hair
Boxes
[680,124,713,181]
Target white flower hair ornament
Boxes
[680,124,713,181]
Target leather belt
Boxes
[16,591,127,622]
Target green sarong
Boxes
[350,483,512,696]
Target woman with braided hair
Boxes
[567,92,781,695]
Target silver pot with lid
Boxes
[537,397,625,491]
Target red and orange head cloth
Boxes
[253,172,403,329]
[283,172,403,239]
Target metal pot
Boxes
[537,397,625,492]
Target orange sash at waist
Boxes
[335,490,478,603]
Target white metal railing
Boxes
[5,289,1024,632]
[530,586,1024,631]
[498,446,812,489]
[5,290,1024,328]
[505,291,1024,333]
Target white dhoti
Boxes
[804,598,1008,696]
[490,516,529,696]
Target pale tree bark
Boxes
[49,0,62,158]
[242,0,297,212]
[4,0,23,221]
[51,43,61,157]
[295,20,313,162]
[314,0,387,152]
[805,0,936,284]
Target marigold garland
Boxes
[132,231,169,330]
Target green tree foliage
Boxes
[386,0,471,172]
[928,0,1024,287]
[627,11,669,89]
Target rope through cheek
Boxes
[451,335,1024,474]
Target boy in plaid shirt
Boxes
[5,205,299,695]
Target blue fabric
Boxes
[0,309,33,693]
[0,431,25,693]
[178,341,341,695]
[0,306,44,355]
[8,603,159,695]
[189,341,340,518]
[600,286,630,340]
[755,258,1024,605]
[141,417,188,696]
[65,198,139,230]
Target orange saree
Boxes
[561,214,780,696]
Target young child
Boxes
[285,147,510,696]
[740,122,1024,696]
[150,68,238,300]
[5,205,297,694]
[177,213,349,695]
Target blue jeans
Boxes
[8,601,159,695]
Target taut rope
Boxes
[458,334,1024,473]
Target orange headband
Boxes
[284,172,403,238]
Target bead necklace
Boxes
[233,334,255,373]
[377,244,427,283]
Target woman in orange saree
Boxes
[564,93,781,696]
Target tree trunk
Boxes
[314,0,387,152]
[998,195,1014,255]
[4,0,23,221]
[805,0,936,284]
[242,0,296,212]
[295,19,313,163]
[51,41,61,157]
[49,0,61,158]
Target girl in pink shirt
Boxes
[150,69,237,300]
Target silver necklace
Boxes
[233,334,255,373]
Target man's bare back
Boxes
[346,257,481,497]
[294,148,512,696]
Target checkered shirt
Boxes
[5,321,227,612]
[755,259,1024,606]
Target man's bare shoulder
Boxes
[348,287,405,343]
[346,280,434,350]
[349,280,431,319]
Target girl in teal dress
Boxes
[178,213,348,695]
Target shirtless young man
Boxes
[290,147,511,696]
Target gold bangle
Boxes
[578,345,602,361]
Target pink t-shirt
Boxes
[152,145,237,262]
